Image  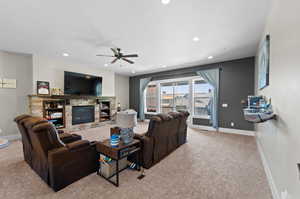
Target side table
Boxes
[96,139,141,187]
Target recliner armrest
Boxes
[134,133,154,169]
[66,140,90,151]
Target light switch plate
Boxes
[222,104,228,108]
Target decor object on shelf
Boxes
[258,35,270,90]
[100,101,111,122]
[0,129,9,149]
[116,110,137,144]
[37,81,50,95]
[51,88,63,96]
[243,95,276,123]
[1,78,17,88]
[43,100,65,129]
[117,102,121,112]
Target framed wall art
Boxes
[258,35,270,90]
[37,81,50,95]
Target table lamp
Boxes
[116,110,137,144]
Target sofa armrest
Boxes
[134,133,154,169]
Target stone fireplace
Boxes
[28,95,116,132]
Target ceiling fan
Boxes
[96,48,138,64]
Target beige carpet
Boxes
[0,123,272,199]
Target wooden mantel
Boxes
[28,94,115,100]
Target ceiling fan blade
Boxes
[122,54,138,58]
[111,58,119,64]
[111,48,118,56]
[122,58,134,64]
[96,54,114,57]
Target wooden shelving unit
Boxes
[100,101,111,122]
[43,100,66,129]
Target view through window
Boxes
[145,78,213,118]
[145,84,158,113]
[193,79,214,119]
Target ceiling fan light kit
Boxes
[97,48,138,65]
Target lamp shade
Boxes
[116,110,137,128]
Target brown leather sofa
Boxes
[14,115,97,191]
[135,111,189,169]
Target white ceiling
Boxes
[0,0,271,76]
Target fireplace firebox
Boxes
[72,106,95,125]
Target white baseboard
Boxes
[188,124,216,131]
[189,124,255,136]
[218,128,255,136]
[2,134,21,141]
[256,138,280,199]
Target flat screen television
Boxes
[64,71,102,96]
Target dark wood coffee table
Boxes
[96,139,141,187]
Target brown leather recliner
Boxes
[14,115,82,168]
[14,115,47,166]
[15,116,97,191]
[135,111,189,169]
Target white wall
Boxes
[0,51,33,138]
[255,0,300,198]
[32,55,115,96]
[115,74,129,110]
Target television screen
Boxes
[64,71,102,96]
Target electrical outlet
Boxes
[222,103,228,108]
[230,122,234,127]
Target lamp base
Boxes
[0,138,9,149]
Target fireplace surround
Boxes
[72,106,95,125]
[28,95,116,132]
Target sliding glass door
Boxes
[144,77,215,127]
[192,79,214,119]
[160,81,190,113]
[160,82,174,114]
[174,81,190,112]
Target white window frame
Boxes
[144,76,210,119]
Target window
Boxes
[160,81,190,113]
[160,82,174,114]
[144,77,213,120]
[145,84,158,113]
[193,79,214,119]
[174,81,189,112]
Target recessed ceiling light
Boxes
[104,63,108,67]
[162,65,167,68]
[208,56,214,59]
[193,37,199,42]
[161,0,170,5]
[62,53,69,57]
[131,70,136,74]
